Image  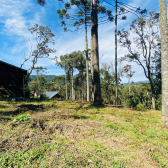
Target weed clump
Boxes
[13,115,30,123]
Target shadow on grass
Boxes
[69,115,90,119]
[67,102,122,114]
[0,115,11,122]
[0,104,45,116]
[0,105,7,109]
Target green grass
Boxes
[0,99,168,167]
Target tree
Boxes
[37,0,46,6]
[29,76,47,93]
[100,63,115,104]
[57,51,85,101]
[56,54,69,100]
[53,76,66,97]
[103,0,147,105]
[21,24,56,78]
[75,51,86,101]
[91,0,102,105]
[122,65,135,96]
[122,65,135,107]
[33,66,47,92]
[57,0,113,102]
[159,0,168,125]
[118,11,160,109]
[37,0,110,104]
[153,47,161,97]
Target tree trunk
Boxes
[149,76,156,110]
[71,67,75,101]
[37,70,39,92]
[65,68,68,100]
[82,84,83,101]
[91,39,94,102]
[91,0,102,105]
[91,58,94,102]
[85,19,90,102]
[159,0,168,126]
[128,77,131,96]
[115,0,118,105]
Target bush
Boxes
[13,115,31,123]
[136,103,146,111]
[156,94,162,110]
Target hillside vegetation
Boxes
[0,100,168,168]
[29,75,56,83]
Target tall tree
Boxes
[34,66,47,92]
[75,51,86,100]
[115,0,118,105]
[36,0,113,104]
[159,0,168,125]
[57,51,85,101]
[56,54,69,100]
[57,0,113,102]
[91,0,102,105]
[21,24,56,78]
[118,11,160,109]
[103,0,147,105]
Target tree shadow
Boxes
[0,105,7,109]
[69,115,90,119]
[105,104,124,108]
[0,104,45,116]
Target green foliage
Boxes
[29,75,56,83]
[57,0,113,32]
[121,83,153,109]
[156,94,162,110]
[100,63,115,104]
[13,115,31,123]
[105,123,118,130]
[120,85,131,107]
[118,12,160,109]
[34,76,47,85]
[22,24,56,77]
[136,103,146,111]
[37,0,46,6]
[0,146,46,167]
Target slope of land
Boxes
[0,100,168,168]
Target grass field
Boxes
[0,99,168,168]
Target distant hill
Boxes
[122,80,149,86]
[29,75,56,83]
[29,75,149,85]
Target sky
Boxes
[0,0,161,83]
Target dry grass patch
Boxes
[0,100,168,167]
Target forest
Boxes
[26,3,161,111]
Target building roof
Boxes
[45,91,59,99]
[0,60,27,72]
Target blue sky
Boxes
[0,0,160,83]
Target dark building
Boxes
[0,60,27,97]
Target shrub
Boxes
[13,115,31,123]
[156,94,162,110]
[136,103,146,111]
